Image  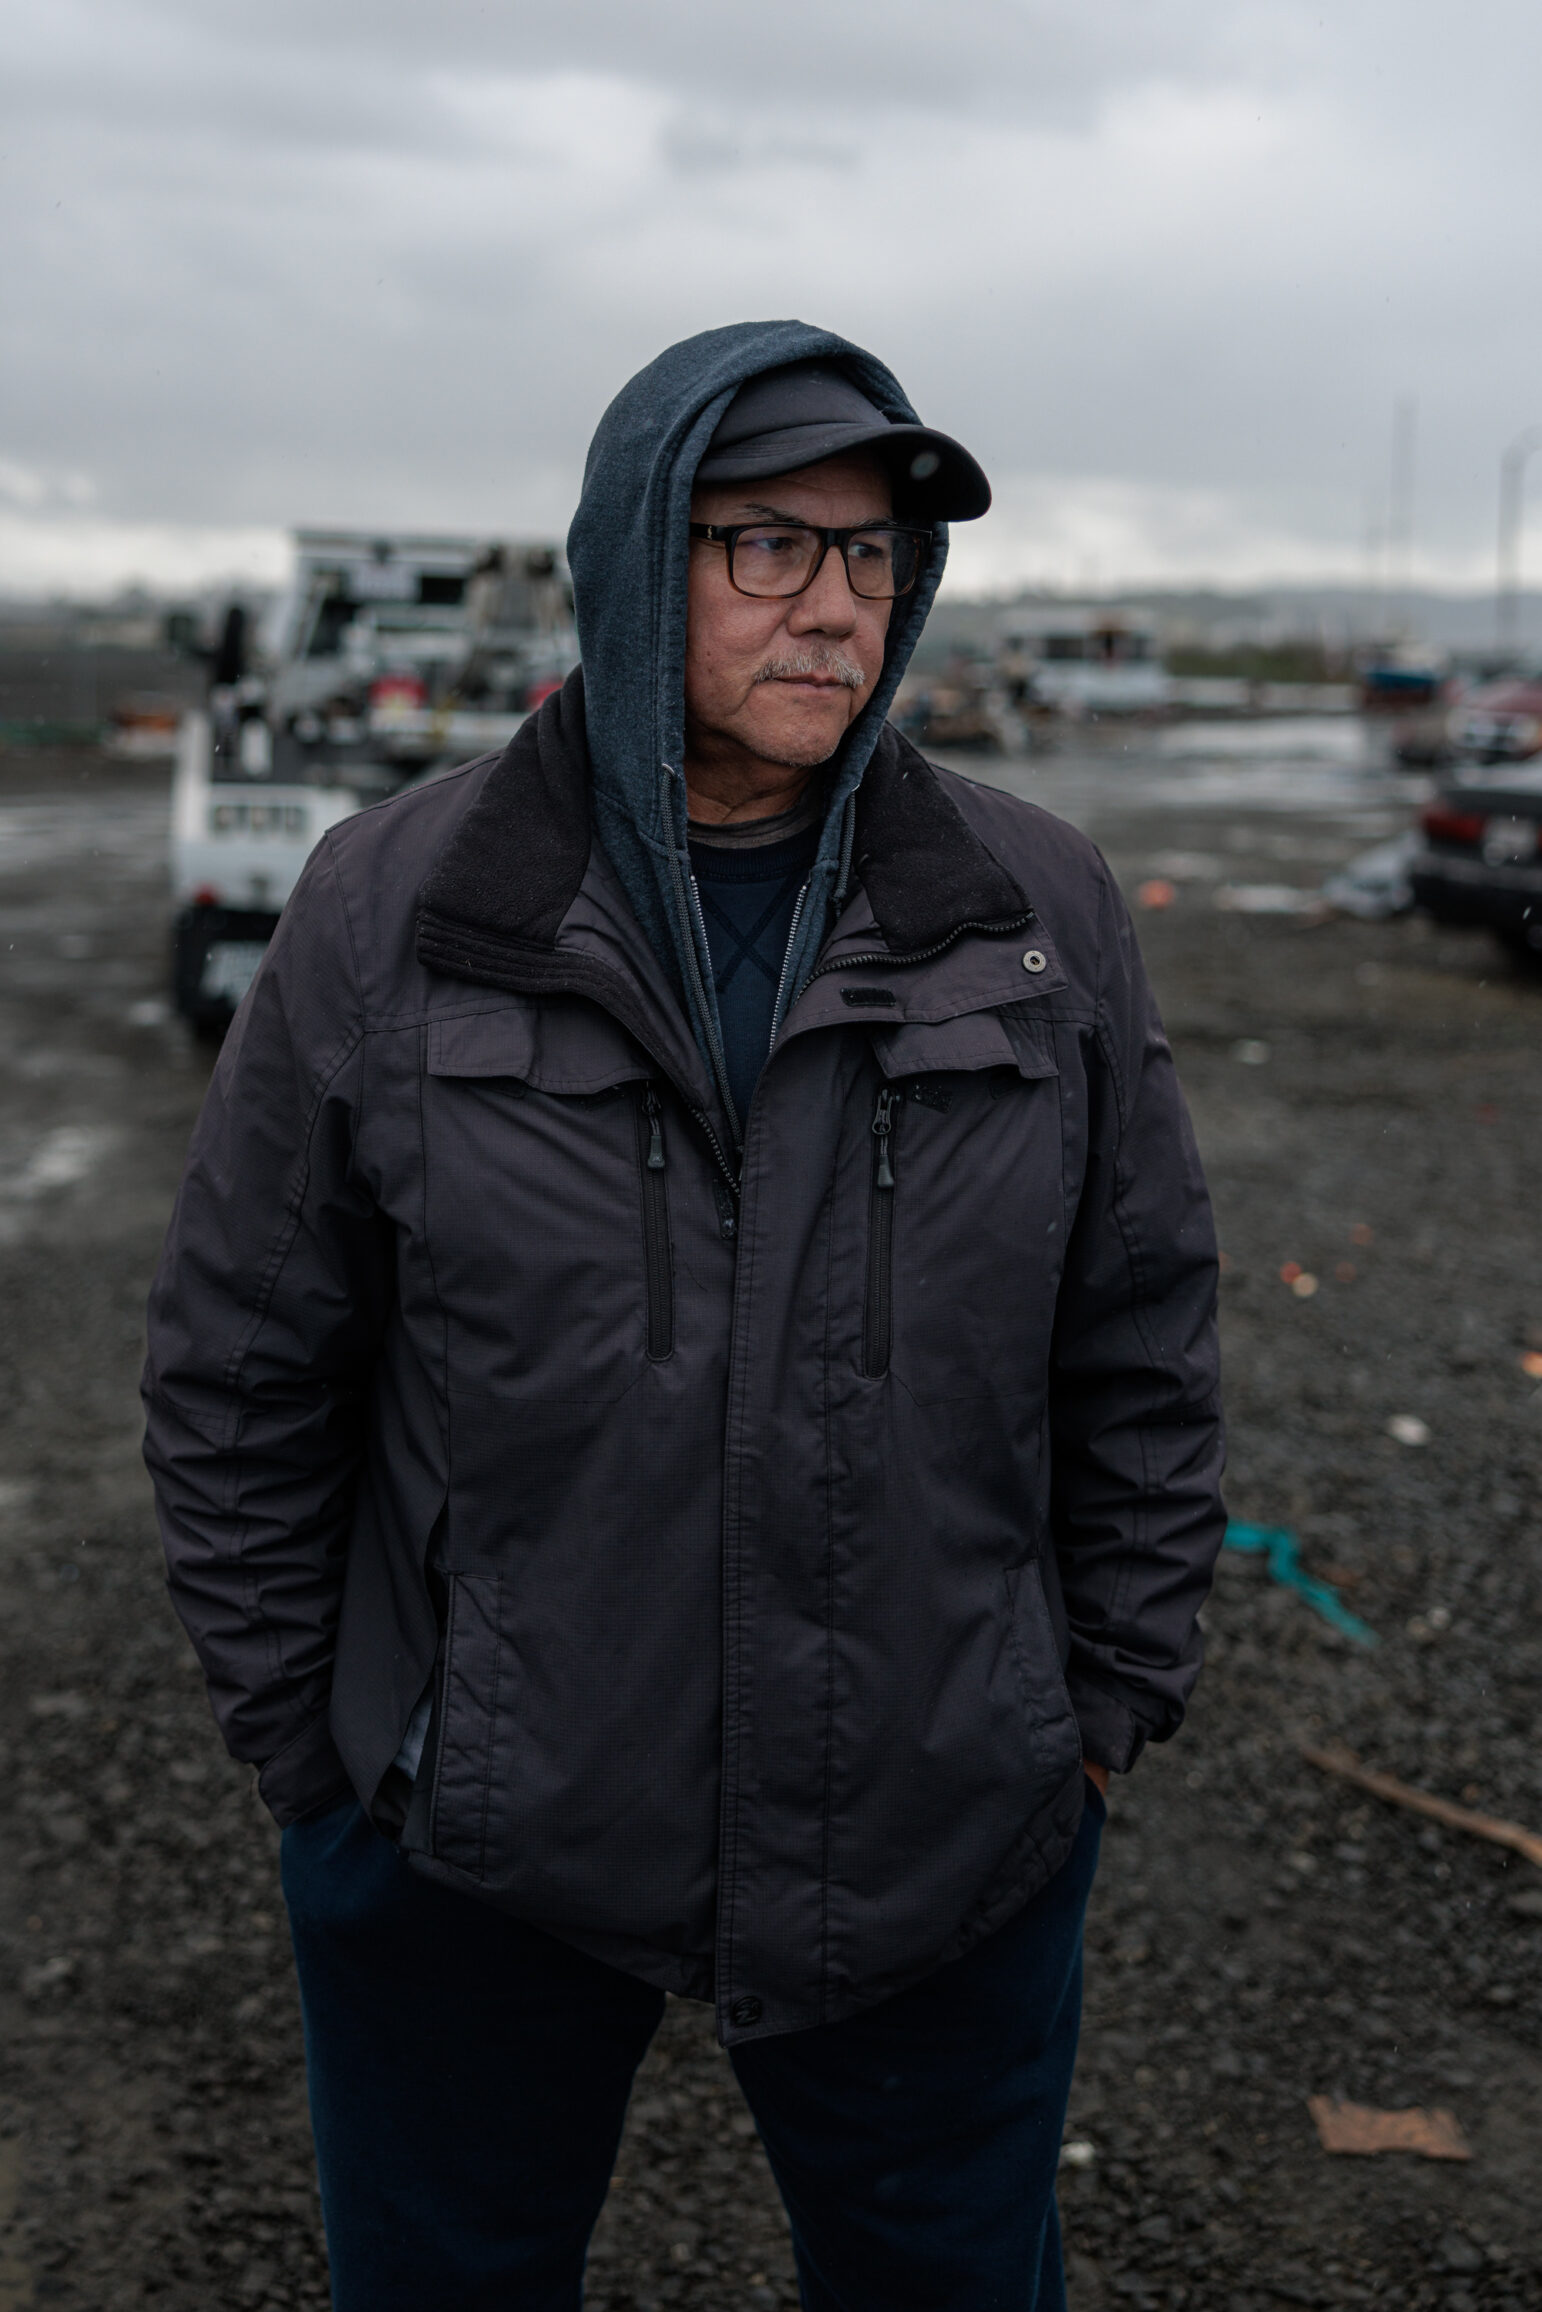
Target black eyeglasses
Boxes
[689,522,930,601]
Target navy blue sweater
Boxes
[687,815,819,1129]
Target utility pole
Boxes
[1387,397,1418,633]
[1363,488,1386,644]
[1496,427,1542,662]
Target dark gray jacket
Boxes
[143,677,1225,2045]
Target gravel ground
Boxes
[0,727,1539,2309]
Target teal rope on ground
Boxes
[1223,1522,1379,1648]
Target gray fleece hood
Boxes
[566,320,953,1119]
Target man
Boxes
[144,320,1225,2311]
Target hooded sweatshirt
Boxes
[566,320,950,1141]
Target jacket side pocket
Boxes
[1004,1557,1081,1784]
[428,1570,502,1880]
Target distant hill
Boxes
[916,583,1542,670]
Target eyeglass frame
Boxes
[687,521,932,601]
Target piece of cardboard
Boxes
[1308,2097,1471,2161]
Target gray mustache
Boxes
[752,649,865,691]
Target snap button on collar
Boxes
[1021,949,1047,974]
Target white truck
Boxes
[171,529,577,1028]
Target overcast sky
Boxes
[4,0,1542,599]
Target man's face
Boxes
[684,453,897,779]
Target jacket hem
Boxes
[403,1851,716,2002]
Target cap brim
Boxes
[694,419,991,523]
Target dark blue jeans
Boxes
[282,1786,1103,2312]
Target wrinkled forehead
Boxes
[689,450,894,526]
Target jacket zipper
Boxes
[805,910,1035,987]
[862,1085,899,1378]
[637,1085,674,1359]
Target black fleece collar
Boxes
[849,726,1029,953]
[418,669,592,955]
[416,667,1029,980]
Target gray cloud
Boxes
[3,0,1542,591]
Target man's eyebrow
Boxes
[731,503,893,524]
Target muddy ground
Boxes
[0,723,1539,2310]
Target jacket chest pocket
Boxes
[423,1004,673,1396]
[861,1010,1063,1402]
[635,1085,674,1361]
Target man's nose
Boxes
[787,543,860,633]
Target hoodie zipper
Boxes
[768,878,812,1046]
[637,1085,674,1359]
[862,1085,900,1378]
[687,867,743,1156]
[659,761,743,1155]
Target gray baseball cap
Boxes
[694,359,991,522]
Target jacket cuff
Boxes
[257,1711,353,1826]
[1066,1673,1159,1776]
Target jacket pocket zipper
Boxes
[638,1085,674,1360]
[862,1086,898,1377]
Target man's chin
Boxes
[737,737,841,772]
[734,705,859,772]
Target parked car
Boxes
[1407,764,1542,959]
[1443,675,1542,764]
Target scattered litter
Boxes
[1223,1523,1378,1647]
[1387,1414,1429,1447]
[1214,883,1317,915]
[1135,878,1177,910]
[0,1124,114,1202]
[1519,1352,1542,1380]
[1145,851,1222,882]
[1308,2097,1470,2161]
[1302,1745,1542,1869]
[1320,832,1419,920]
[1232,1038,1270,1065]
[1350,1223,1374,1245]
[1278,1261,1319,1296]
[20,1954,78,2001]
[1058,2139,1097,2169]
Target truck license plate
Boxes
[199,941,269,1003]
